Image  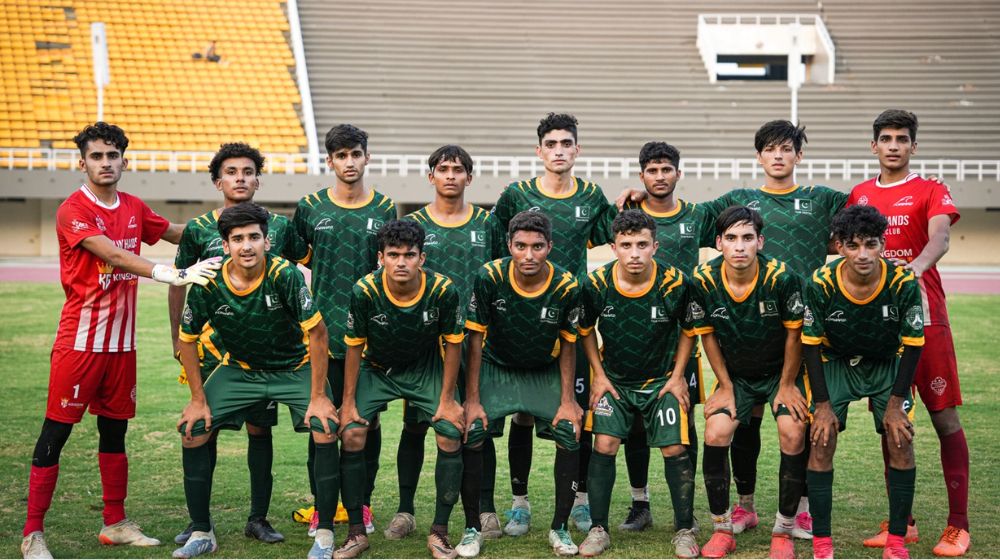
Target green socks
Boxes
[433,447,464,526]
[806,469,834,538]
[888,467,916,537]
[587,451,616,531]
[247,433,273,520]
[340,449,366,525]
[314,441,341,531]
[182,443,213,532]
[664,452,695,530]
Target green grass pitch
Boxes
[1,282,997,558]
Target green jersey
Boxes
[685,254,805,379]
[802,258,925,361]
[292,188,396,358]
[404,204,494,305]
[702,185,848,276]
[578,260,689,386]
[490,177,613,276]
[466,257,581,370]
[179,255,321,371]
[344,268,464,370]
[624,199,716,271]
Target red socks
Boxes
[99,452,128,526]
[940,429,969,531]
[24,465,59,536]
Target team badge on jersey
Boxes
[686,301,705,322]
[471,230,487,247]
[651,306,669,322]
[759,300,779,317]
[366,218,385,233]
[299,286,313,311]
[679,222,695,238]
[422,307,440,325]
[905,305,924,330]
[793,199,813,214]
[787,292,804,315]
[540,306,560,324]
[594,396,614,417]
[265,293,283,311]
[882,305,899,321]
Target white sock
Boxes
[797,496,809,515]
[512,495,530,510]
[774,513,795,534]
[712,509,733,532]
[573,492,589,507]
[630,486,650,503]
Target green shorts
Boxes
[178,364,337,437]
[710,369,810,425]
[350,353,461,440]
[195,360,280,428]
[589,377,690,448]
[469,360,578,450]
[686,343,706,406]
[817,355,915,434]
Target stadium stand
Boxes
[298,0,1000,159]
[0,0,306,155]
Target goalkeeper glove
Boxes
[152,256,222,287]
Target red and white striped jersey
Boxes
[55,186,169,352]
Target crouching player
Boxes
[175,203,341,559]
[576,210,697,558]
[803,205,923,559]
[336,220,467,559]
[686,206,810,559]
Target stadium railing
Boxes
[2,148,998,182]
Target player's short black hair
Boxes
[378,219,423,252]
[73,122,129,157]
[209,142,265,182]
[831,205,888,243]
[715,205,764,237]
[754,120,808,153]
[428,144,474,175]
[612,209,657,238]
[508,210,552,243]
[218,201,270,240]
[872,109,918,141]
[325,124,368,155]
[537,112,579,143]
[639,141,680,171]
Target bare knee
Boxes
[436,433,460,453]
[512,412,535,427]
[886,438,915,469]
[776,418,806,454]
[312,430,337,445]
[181,433,212,449]
[245,422,271,437]
[661,444,686,457]
[704,416,737,447]
[929,407,962,437]
[341,427,367,452]
[593,434,620,455]
[807,432,837,471]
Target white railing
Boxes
[2,149,998,182]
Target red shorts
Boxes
[912,325,962,412]
[46,346,137,423]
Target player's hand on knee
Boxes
[179,399,212,440]
[774,383,809,422]
[152,257,222,287]
[589,374,619,410]
[883,399,914,449]
[433,398,466,435]
[462,400,488,443]
[336,401,367,436]
[554,400,584,442]
[704,386,735,419]
[660,376,689,412]
[810,402,837,447]
[305,395,339,435]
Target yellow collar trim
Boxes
[613,261,657,298]
[836,259,887,305]
[760,184,799,195]
[722,260,759,303]
[222,259,265,296]
[641,199,683,218]
[509,260,554,298]
[327,187,375,209]
[424,204,474,228]
[382,269,426,308]
[534,176,579,199]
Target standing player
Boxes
[336,220,466,559]
[616,141,715,531]
[576,210,698,558]
[803,205,923,560]
[174,202,340,560]
[685,206,810,559]
[489,113,613,535]
[463,211,585,556]
[168,142,304,545]
[20,123,221,559]
[292,124,396,536]
[386,145,497,552]
[849,109,970,557]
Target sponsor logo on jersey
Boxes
[793,199,813,214]
[72,219,90,232]
[540,306,560,323]
[594,396,614,417]
[942,195,954,206]
[468,293,478,312]
[425,233,439,246]
[423,307,440,325]
[687,301,705,322]
[651,305,669,322]
[346,311,354,330]
[471,230,487,246]
[314,218,334,231]
[803,306,814,327]
[97,261,114,290]
[371,313,389,327]
[130,385,137,403]
[568,306,581,328]
[886,215,910,227]
[127,215,137,229]
[882,248,913,259]
[787,292,804,315]
[95,216,106,232]
[528,206,541,212]
[60,397,83,409]
[759,300,779,317]
[455,305,464,325]
[850,355,863,367]
[601,305,615,318]
[267,231,276,244]
[492,298,507,312]
[858,195,869,206]
[747,200,761,211]
[710,307,730,320]
[207,237,224,252]
[367,218,384,233]
[215,305,235,316]
[893,195,915,207]
[930,376,947,396]
[905,305,924,330]
[182,305,194,325]
[826,310,847,323]
[113,237,138,251]
[574,206,591,222]
[265,293,283,311]
[679,222,695,237]
[299,287,313,311]
[882,304,899,321]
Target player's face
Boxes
[611,229,658,276]
[640,160,681,199]
[327,144,369,185]
[536,130,579,175]
[756,140,801,181]
[871,127,916,172]
[428,158,471,199]
[379,244,425,284]
[215,157,260,203]
[222,223,270,271]
[79,139,127,188]
[837,235,885,277]
[716,221,763,271]
[509,230,552,277]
